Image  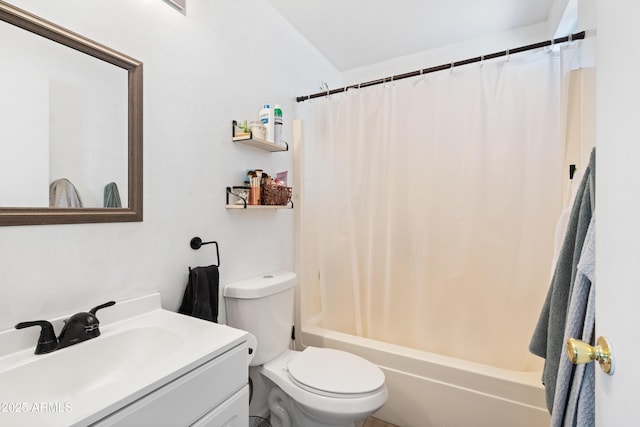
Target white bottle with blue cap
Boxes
[259,103,274,142]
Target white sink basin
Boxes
[0,326,183,402]
[0,293,248,427]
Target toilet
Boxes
[223,271,388,427]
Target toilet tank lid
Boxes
[223,271,296,299]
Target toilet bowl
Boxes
[223,271,388,427]
[260,348,388,427]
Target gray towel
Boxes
[178,265,219,323]
[529,147,595,413]
[551,216,595,426]
[103,182,122,208]
[49,178,83,208]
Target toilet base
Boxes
[268,385,362,427]
[249,367,270,420]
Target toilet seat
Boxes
[287,347,385,398]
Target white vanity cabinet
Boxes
[0,294,250,427]
[92,343,249,427]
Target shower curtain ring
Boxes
[506,49,510,62]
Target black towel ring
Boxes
[190,237,220,267]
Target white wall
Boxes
[0,0,338,331]
[339,22,549,87]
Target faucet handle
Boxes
[89,301,116,316]
[15,320,58,355]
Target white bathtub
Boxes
[301,316,550,427]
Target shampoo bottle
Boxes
[259,104,274,142]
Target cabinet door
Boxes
[191,386,249,427]
[93,344,247,427]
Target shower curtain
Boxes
[298,47,581,371]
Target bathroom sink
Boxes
[0,293,249,427]
[0,326,183,403]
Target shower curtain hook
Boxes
[450,62,454,73]
[506,49,510,62]
[320,81,330,98]
[480,55,484,68]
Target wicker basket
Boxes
[260,184,292,205]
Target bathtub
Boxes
[300,315,550,427]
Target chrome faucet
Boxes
[15,301,115,355]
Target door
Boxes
[595,0,640,423]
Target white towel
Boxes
[49,178,83,208]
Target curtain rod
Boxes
[296,30,586,103]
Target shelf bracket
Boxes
[226,186,248,208]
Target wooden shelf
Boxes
[232,120,288,152]
[232,135,288,152]
[225,204,292,209]
[226,186,293,209]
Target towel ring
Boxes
[190,237,220,267]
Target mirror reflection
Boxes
[0,18,128,208]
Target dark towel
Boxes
[104,182,122,208]
[178,265,219,323]
[529,147,595,413]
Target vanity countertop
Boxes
[0,293,248,427]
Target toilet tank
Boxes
[223,271,296,366]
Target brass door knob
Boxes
[566,336,615,375]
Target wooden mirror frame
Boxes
[0,1,143,226]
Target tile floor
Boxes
[364,416,400,427]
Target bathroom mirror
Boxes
[0,1,142,226]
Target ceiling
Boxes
[267,0,556,71]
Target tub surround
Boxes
[302,316,550,427]
[0,293,249,427]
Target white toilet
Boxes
[224,271,388,427]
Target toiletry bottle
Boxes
[259,104,274,142]
[274,104,283,146]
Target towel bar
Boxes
[190,237,220,267]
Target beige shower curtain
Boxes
[298,46,582,372]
